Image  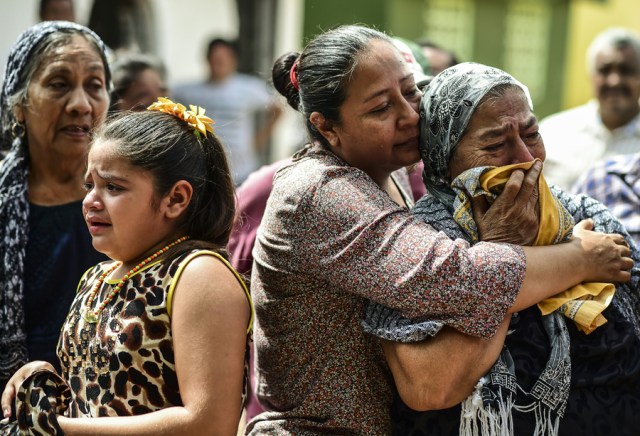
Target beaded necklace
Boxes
[82,235,190,323]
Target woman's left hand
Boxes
[1,361,56,419]
[471,160,542,245]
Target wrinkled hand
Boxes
[471,160,542,245]
[1,361,55,419]
[572,219,633,283]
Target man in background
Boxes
[416,38,459,75]
[173,38,281,184]
[540,27,640,189]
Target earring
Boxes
[11,121,25,139]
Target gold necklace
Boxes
[82,236,189,323]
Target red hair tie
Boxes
[289,58,300,91]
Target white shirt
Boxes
[173,74,274,184]
[539,100,640,190]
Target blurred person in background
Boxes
[574,151,640,247]
[416,38,459,75]
[173,38,282,185]
[540,27,640,190]
[109,52,168,112]
[39,0,75,22]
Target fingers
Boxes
[469,194,489,222]
[615,247,634,283]
[621,255,635,270]
[601,232,633,263]
[514,160,542,204]
[499,169,525,204]
[612,260,633,283]
[620,243,632,258]
[612,233,630,248]
[574,218,594,232]
[601,235,634,282]
[1,384,15,418]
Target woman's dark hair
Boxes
[272,25,392,146]
[92,110,236,259]
[109,53,166,111]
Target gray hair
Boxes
[109,52,166,110]
[1,21,111,151]
[586,27,640,74]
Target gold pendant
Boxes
[82,308,99,324]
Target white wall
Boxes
[0,0,236,85]
[0,0,93,79]
[0,0,305,160]
[155,0,238,85]
[271,0,307,160]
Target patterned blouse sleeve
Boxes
[299,166,525,339]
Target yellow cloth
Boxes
[454,161,615,334]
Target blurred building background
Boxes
[1,0,639,160]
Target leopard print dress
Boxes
[56,249,252,418]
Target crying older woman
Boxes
[364,62,640,436]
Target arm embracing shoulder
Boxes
[303,171,525,338]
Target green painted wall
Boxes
[303,0,388,42]
[302,0,570,117]
[543,5,570,118]
[387,0,426,41]
[303,0,430,44]
[472,0,507,68]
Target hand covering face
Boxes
[452,161,615,334]
[419,62,532,207]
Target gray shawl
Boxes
[0,21,110,384]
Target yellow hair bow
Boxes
[148,97,215,138]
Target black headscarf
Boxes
[0,21,111,383]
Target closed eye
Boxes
[483,143,504,152]
[372,104,391,113]
[49,80,68,91]
[525,131,541,140]
[404,87,422,100]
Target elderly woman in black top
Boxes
[0,21,110,392]
[365,62,640,436]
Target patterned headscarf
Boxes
[0,21,111,384]
[419,62,532,206]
